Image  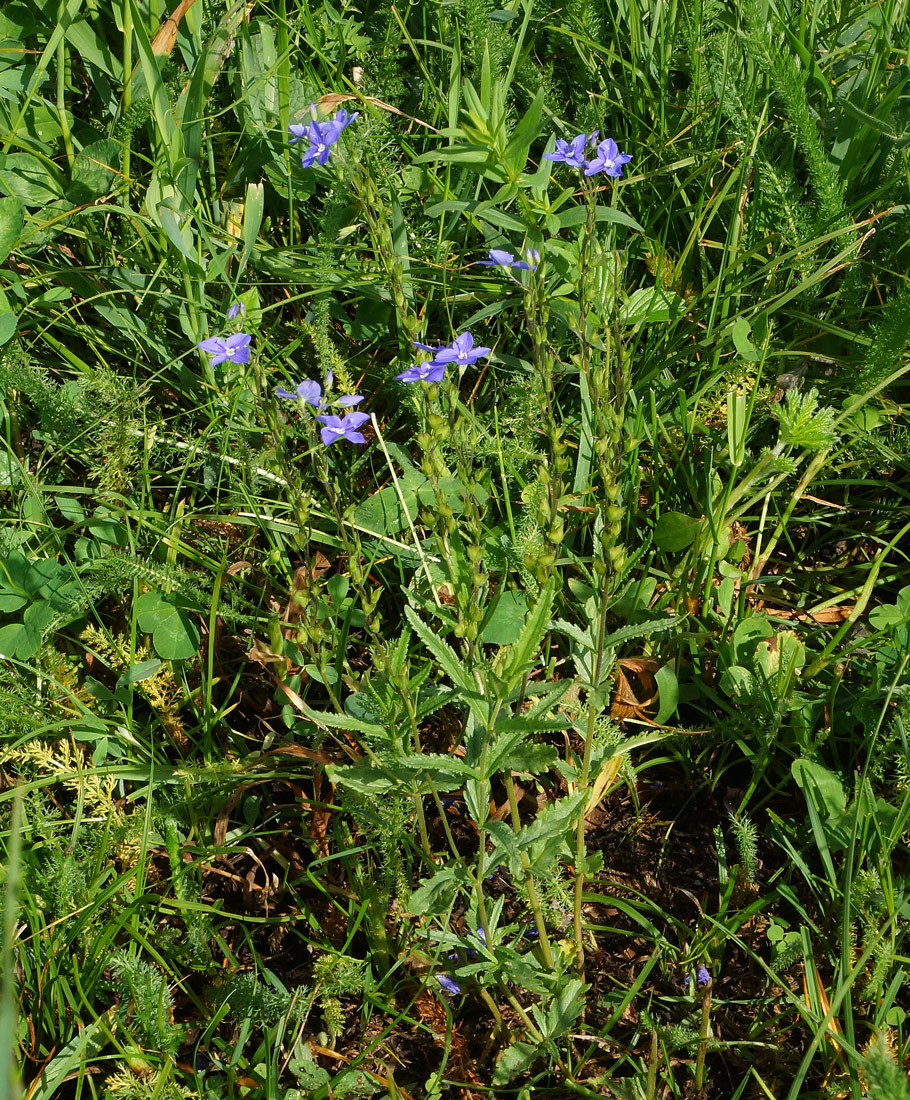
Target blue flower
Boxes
[299,120,337,168]
[198,333,251,366]
[288,121,312,144]
[584,138,632,178]
[276,378,365,412]
[395,360,447,383]
[697,965,711,986]
[316,411,370,446]
[475,249,534,270]
[276,379,324,406]
[325,107,358,140]
[428,332,491,368]
[544,131,597,169]
[436,974,461,995]
[295,109,359,169]
[227,302,245,320]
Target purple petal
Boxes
[480,249,516,267]
[436,974,461,995]
[396,361,446,383]
[336,394,365,407]
[297,380,323,406]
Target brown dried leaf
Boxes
[150,0,200,56]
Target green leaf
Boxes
[344,691,385,724]
[791,759,845,819]
[654,663,679,724]
[654,511,700,552]
[25,1012,111,1100]
[870,603,908,630]
[295,705,386,738]
[775,387,837,450]
[325,761,397,797]
[135,590,201,660]
[484,725,559,780]
[731,614,775,666]
[620,286,686,325]
[116,659,164,687]
[481,589,528,645]
[492,1041,540,1085]
[0,195,23,263]
[502,88,544,176]
[719,664,756,701]
[67,138,119,203]
[483,819,522,875]
[553,204,643,232]
[534,977,587,1040]
[406,864,470,916]
[0,620,40,659]
[404,605,479,697]
[499,579,555,692]
[53,494,86,522]
[0,312,15,345]
[0,153,64,206]
[426,198,527,233]
[732,317,762,362]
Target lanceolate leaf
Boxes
[500,579,556,692]
[404,604,478,697]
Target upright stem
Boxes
[506,778,555,968]
[56,16,74,171]
[569,182,628,980]
[695,977,712,1091]
[121,0,133,209]
[572,592,610,977]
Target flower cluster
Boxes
[289,108,358,169]
[276,372,368,445]
[544,131,632,178]
[396,332,492,384]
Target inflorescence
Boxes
[197,118,631,454]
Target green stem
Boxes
[506,779,555,969]
[572,589,610,978]
[694,977,712,1091]
[56,20,74,171]
[121,0,133,209]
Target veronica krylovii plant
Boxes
[546,130,637,977]
[291,100,423,368]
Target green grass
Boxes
[1,0,910,1095]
